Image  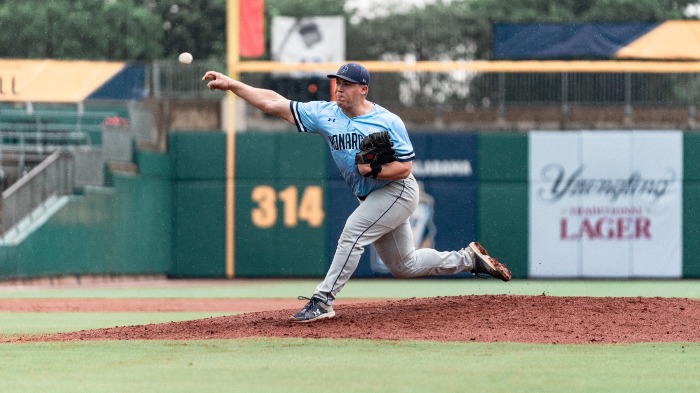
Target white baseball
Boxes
[178,52,193,64]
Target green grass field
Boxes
[1,279,699,393]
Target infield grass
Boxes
[1,278,699,299]
[0,312,229,337]
[0,339,698,393]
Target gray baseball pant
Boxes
[313,174,475,305]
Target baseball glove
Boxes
[354,131,397,179]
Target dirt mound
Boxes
[12,295,700,344]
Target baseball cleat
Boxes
[290,296,336,323]
[466,242,511,281]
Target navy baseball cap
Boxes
[327,63,370,85]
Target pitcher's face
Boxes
[334,78,367,110]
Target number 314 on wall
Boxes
[251,185,324,228]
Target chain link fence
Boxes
[143,60,700,131]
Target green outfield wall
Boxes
[1,130,699,280]
[234,132,328,277]
[477,133,529,279]
[684,133,700,277]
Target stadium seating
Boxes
[0,103,127,191]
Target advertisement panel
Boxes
[529,131,683,278]
[271,16,345,63]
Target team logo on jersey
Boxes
[328,133,362,151]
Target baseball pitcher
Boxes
[202,63,511,323]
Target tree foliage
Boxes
[0,0,162,60]
[153,0,226,60]
[0,0,695,64]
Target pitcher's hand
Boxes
[202,71,234,91]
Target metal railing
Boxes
[0,126,90,189]
[0,150,75,236]
[144,61,700,130]
[147,60,700,107]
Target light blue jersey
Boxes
[290,100,415,198]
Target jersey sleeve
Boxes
[290,101,324,134]
[390,116,415,162]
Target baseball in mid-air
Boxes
[178,52,193,64]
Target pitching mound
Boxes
[13,294,700,344]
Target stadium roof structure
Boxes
[493,20,700,61]
[0,59,144,103]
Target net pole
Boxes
[225,0,239,279]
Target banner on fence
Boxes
[528,131,683,278]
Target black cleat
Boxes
[290,296,336,323]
